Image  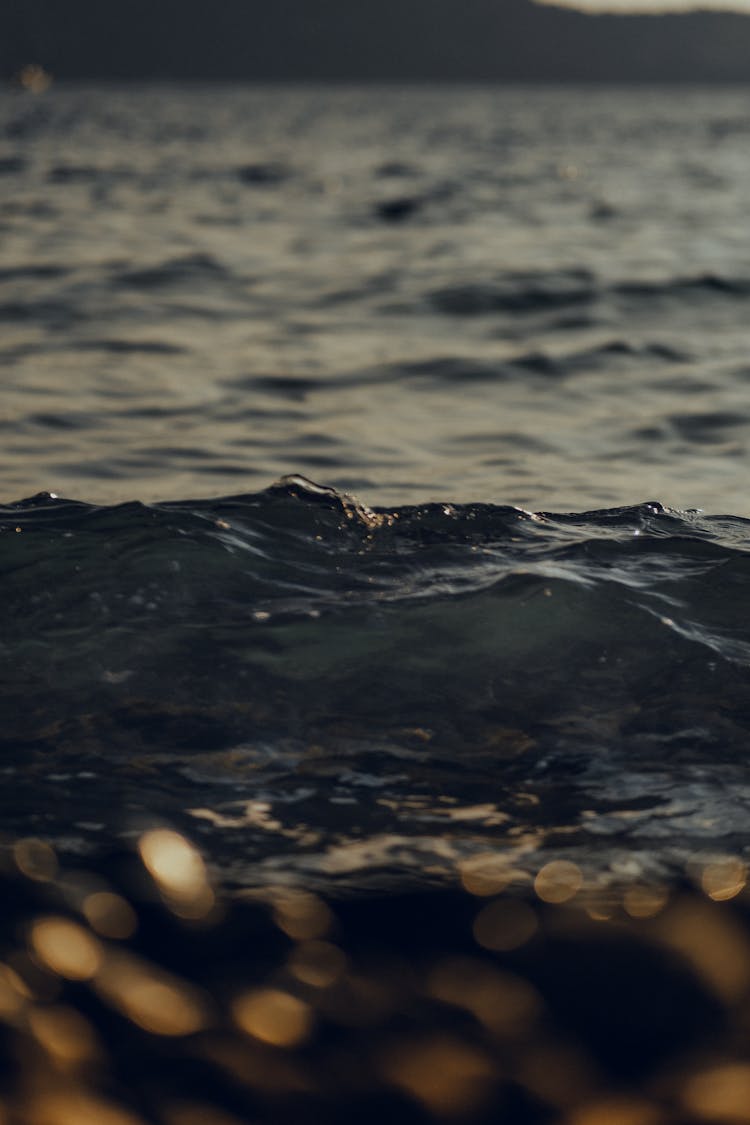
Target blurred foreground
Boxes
[1,833,750,1124]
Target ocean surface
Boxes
[4,82,750,895]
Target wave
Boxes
[113,252,232,290]
[236,161,292,185]
[428,269,750,317]
[2,476,749,753]
[428,270,597,315]
[221,339,690,404]
[5,476,750,888]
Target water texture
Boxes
[3,84,750,893]
[2,478,750,891]
[2,85,750,512]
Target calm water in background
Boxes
[4,84,750,892]
[4,83,750,512]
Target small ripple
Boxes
[393,340,689,388]
[225,374,325,400]
[236,162,291,186]
[428,269,597,315]
[0,155,25,175]
[669,411,750,442]
[0,299,82,325]
[398,357,510,384]
[374,160,420,177]
[113,253,232,290]
[72,338,187,355]
[447,431,554,452]
[27,412,100,431]
[113,405,198,419]
[615,273,750,300]
[374,197,423,222]
[0,264,69,282]
[294,453,348,469]
[190,462,253,475]
[135,446,222,461]
[47,164,101,183]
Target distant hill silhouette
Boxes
[3,0,750,81]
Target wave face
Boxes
[4,478,750,891]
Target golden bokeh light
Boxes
[473,899,538,952]
[95,953,208,1037]
[161,1103,247,1125]
[124,979,206,1035]
[656,898,750,1000]
[520,1044,595,1109]
[701,857,747,902]
[623,884,669,919]
[199,1034,313,1095]
[534,860,583,904]
[380,1036,496,1116]
[13,838,58,882]
[271,890,333,941]
[585,900,615,922]
[139,828,205,892]
[232,987,313,1048]
[315,971,394,1027]
[0,961,31,1018]
[428,956,542,1037]
[138,830,214,919]
[29,917,103,981]
[286,940,348,988]
[17,64,53,94]
[457,852,517,897]
[22,1091,145,1125]
[9,823,750,1125]
[566,1095,664,1125]
[28,1004,101,1068]
[7,950,61,1002]
[82,891,138,940]
[682,1063,750,1123]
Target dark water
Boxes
[4,478,750,1125]
[5,81,750,1124]
[3,476,750,893]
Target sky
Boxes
[543,0,750,9]
[4,0,750,82]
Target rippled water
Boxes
[3,479,750,892]
[4,84,750,511]
[4,84,750,892]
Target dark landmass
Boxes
[3,0,750,82]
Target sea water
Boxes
[3,83,750,891]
